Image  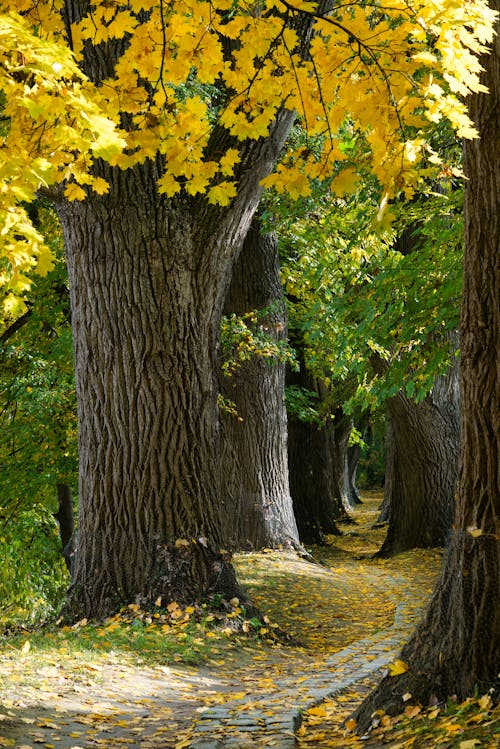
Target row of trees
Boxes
[1,0,498,726]
[0,174,463,611]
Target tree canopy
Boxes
[0,0,496,325]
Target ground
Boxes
[0,494,498,748]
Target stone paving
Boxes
[187,590,422,748]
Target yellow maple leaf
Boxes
[307,704,328,717]
[65,183,87,201]
[207,181,237,207]
[185,174,210,196]
[388,659,409,676]
[332,167,360,197]
[158,173,181,198]
[219,148,240,177]
[467,526,483,538]
[91,176,110,195]
[34,246,55,276]
[478,693,492,710]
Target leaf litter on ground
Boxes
[0,493,497,747]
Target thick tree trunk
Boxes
[57,178,232,617]
[220,221,300,549]
[55,111,294,618]
[376,360,460,556]
[354,14,500,728]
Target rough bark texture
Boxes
[220,222,300,549]
[288,418,343,544]
[54,0,330,621]
[377,359,460,556]
[376,420,393,524]
[57,146,296,618]
[287,369,347,543]
[354,13,500,729]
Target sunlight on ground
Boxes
[1,494,496,748]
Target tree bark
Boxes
[377,360,460,556]
[329,407,356,517]
[354,12,500,728]
[220,221,300,549]
[54,483,74,573]
[347,442,362,505]
[287,369,346,543]
[55,108,294,619]
[376,420,393,524]
[288,417,343,544]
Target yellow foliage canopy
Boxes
[0,0,497,318]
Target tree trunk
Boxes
[347,442,362,505]
[377,360,460,556]
[329,408,356,516]
[288,417,343,544]
[287,370,346,543]
[55,108,294,619]
[354,13,500,728]
[54,483,74,573]
[57,179,232,617]
[220,221,300,549]
[376,420,393,524]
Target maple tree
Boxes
[0,0,496,618]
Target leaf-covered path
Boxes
[0,496,451,748]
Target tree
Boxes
[219,219,300,550]
[0,1,495,619]
[287,374,346,544]
[354,5,500,727]
[377,358,460,555]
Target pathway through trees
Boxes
[1,496,495,748]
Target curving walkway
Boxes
[187,579,425,749]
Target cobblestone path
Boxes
[187,585,424,748]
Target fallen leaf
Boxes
[478,694,492,710]
[404,704,421,718]
[388,659,409,676]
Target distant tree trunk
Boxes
[376,359,460,556]
[54,483,74,573]
[330,408,356,516]
[288,417,343,544]
[220,221,300,549]
[376,420,393,524]
[287,369,346,543]
[347,443,362,505]
[354,13,500,727]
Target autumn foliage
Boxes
[0,0,497,324]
